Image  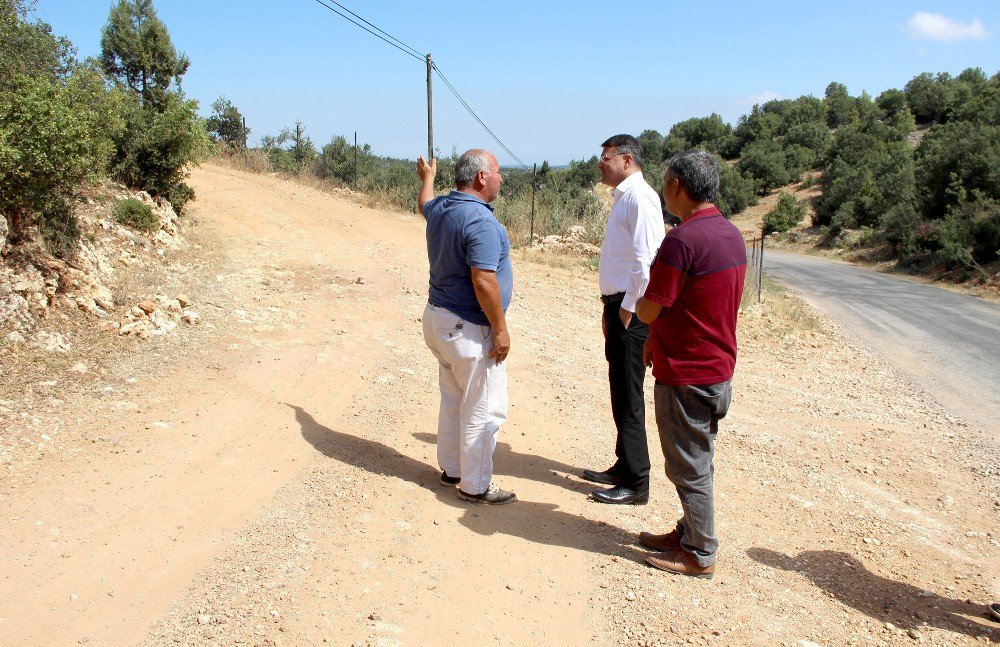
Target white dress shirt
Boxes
[598,171,666,313]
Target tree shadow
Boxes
[288,404,632,558]
[747,548,998,640]
[410,431,591,494]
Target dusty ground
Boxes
[1,163,997,646]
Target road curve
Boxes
[763,250,1000,432]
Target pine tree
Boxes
[100,0,188,109]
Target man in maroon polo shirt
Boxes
[635,150,747,579]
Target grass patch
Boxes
[749,276,826,339]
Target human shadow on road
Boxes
[748,548,998,641]
[411,432,592,494]
[290,404,632,558]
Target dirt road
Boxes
[1,163,997,646]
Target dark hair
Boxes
[666,150,719,202]
[600,134,643,168]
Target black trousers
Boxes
[603,300,651,493]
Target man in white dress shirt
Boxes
[582,134,666,505]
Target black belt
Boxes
[600,292,626,304]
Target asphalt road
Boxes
[763,250,1000,433]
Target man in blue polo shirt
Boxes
[636,150,747,578]
[417,149,516,505]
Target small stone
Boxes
[197,614,212,625]
[138,300,157,314]
[626,591,637,601]
[69,363,88,374]
[907,628,921,640]
[937,494,954,505]
[368,612,380,621]
[176,293,192,307]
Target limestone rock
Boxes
[31,331,71,353]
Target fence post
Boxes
[530,163,537,244]
[758,235,765,303]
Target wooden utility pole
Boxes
[426,53,434,161]
[353,131,358,188]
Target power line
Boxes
[310,0,531,170]
[315,0,424,60]
[432,63,531,170]
[311,0,424,62]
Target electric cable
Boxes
[311,0,424,62]
[316,0,424,60]
[432,63,531,170]
[310,0,531,170]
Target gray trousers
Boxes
[654,381,732,567]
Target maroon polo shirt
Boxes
[643,206,747,386]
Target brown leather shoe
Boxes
[638,530,681,552]
[645,549,715,579]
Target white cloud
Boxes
[906,12,990,41]
[739,91,782,107]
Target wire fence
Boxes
[744,236,765,305]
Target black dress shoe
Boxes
[581,468,619,486]
[591,486,648,505]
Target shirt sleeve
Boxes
[464,215,501,271]
[643,234,690,310]
[422,195,442,220]
[621,193,664,312]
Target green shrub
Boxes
[113,197,158,232]
[972,210,1000,264]
[763,193,806,235]
[40,197,80,257]
[737,139,792,193]
[0,68,124,239]
[914,121,999,219]
[108,91,208,212]
[717,162,759,215]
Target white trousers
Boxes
[422,302,508,495]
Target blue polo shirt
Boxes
[423,191,513,326]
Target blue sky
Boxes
[31,1,1000,166]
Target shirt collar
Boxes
[612,171,646,201]
[447,190,494,212]
[679,205,722,224]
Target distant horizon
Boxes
[32,1,1000,166]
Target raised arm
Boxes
[417,156,437,216]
